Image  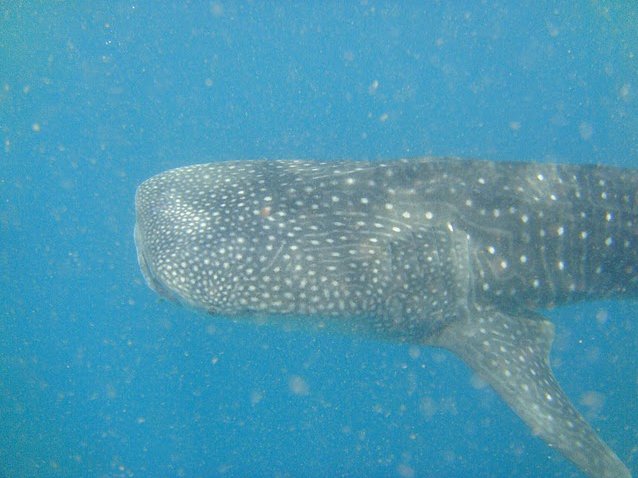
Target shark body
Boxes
[134,158,636,478]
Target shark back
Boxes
[453,160,638,308]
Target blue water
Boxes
[1,2,637,477]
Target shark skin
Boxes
[134,158,636,478]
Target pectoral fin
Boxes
[434,308,630,478]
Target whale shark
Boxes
[134,158,636,478]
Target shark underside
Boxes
[134,158,637,478]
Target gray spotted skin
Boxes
[135,158,637,478]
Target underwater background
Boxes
[1,2,637,477]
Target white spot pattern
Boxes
[135,157,636,478]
